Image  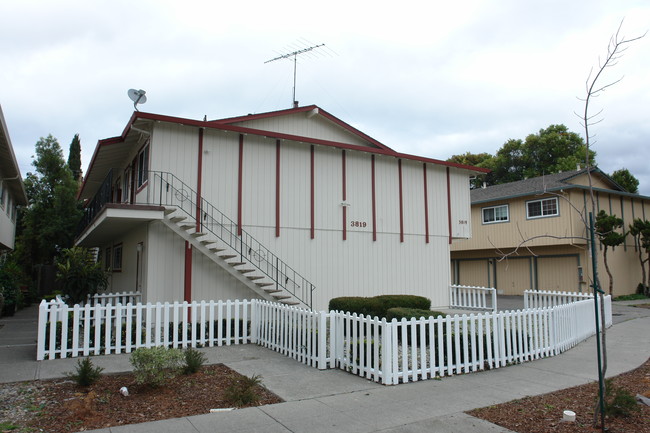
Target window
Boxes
[526,197,559,219]
[112,244,123,272]
[482,204,509,224]
[137,143,149,188]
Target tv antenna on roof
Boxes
[265,43,325,108]
[127,89,147,111]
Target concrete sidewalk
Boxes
[1,301,649,432]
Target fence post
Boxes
[317,312,327,369]
[381,318,392,385]
[36,300,48,361]
[250,299,258,344]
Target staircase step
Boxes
[238,269,255,274]
[200,239,216,246]
[256,282,275,288]
[219,254,237,260]
[191,232,207,238]
[209,247,226,253]
[247,275,264,281]
[228,262,246,267]
[170,215,186,223]
[271,294,291,300]
[280,300,301,306]
[179,223,195,230]
[164,208,178,215]
[262,287,281,293]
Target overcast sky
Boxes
[2,0,649,194]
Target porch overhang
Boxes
[76,204,166,247]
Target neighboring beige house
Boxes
[0,105,27,253]
[451,168,649,296]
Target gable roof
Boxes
[470,168,642,204]
[79,105,490,200]
[209,105,394,151]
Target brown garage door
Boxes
[496,258,532,295]
[536,256,579,292]
[457,260,490,287]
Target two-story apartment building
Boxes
[451,168,649,296]
[0,105,27,253]
[76,105,487,310]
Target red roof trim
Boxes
[212,105,393,151]
[80,109,490,198]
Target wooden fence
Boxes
[37,291,612,385]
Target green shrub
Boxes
[604,379,640,417]
[385,308,445,321]
[130,347,184,387]
[329,295,431,318]
[224,374,263,407]
[374,295,431,313]
[183,347,207,374]
[328,297,381,317]
[66,357,104,386]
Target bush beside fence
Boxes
[37,291,612,386]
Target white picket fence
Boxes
[87,291,142,306]
[37,292,612,385]
[450,284,497,312]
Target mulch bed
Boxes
[0,364,283,433]
[468,357,650,433]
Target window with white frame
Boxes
[526,197,559,219]
[137,143,149,188]
[112,244,123,271]
[482,204,509,224]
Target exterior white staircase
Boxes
[161,207,303,307]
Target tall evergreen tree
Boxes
[610,168,639,193]
[15,135,82,279]
[68,133,82,181]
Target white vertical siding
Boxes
[145,222,185,303]
[242,135,275,228]
[345,151,373,235]
[232,113,374,147]
[313,145,342,231]
[401,159,425,237]
[426,164,450,237]
[279,141,311,230]
[191,250,262,302]
[201,129,240,220]
[374,155,400,234]
[449,168,472,239]
[150,123,198,192]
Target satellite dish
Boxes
[127,89,147,111]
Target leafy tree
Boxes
[595,210,626,295]
[610,168,639,194]
[489,125,596,185]
[56,247,108,305]
[67,133,82,182]
[15,135,83,279]
[447,152,494,188]
[0,254,26,315]
[628,218,650,295]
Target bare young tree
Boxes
[576,20,644,431]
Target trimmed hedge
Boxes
[328,294,431,318]
[385,308,445,321]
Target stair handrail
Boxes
[148,170,314,308]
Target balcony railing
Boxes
[77,170,315,308]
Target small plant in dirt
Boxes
[604,379,640,417]
[183,347,207,374]
[130,347,184,387]
[66,357,104,386]
[224,374,263,407]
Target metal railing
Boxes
[79,170,314,307]
[77,169,113,235]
